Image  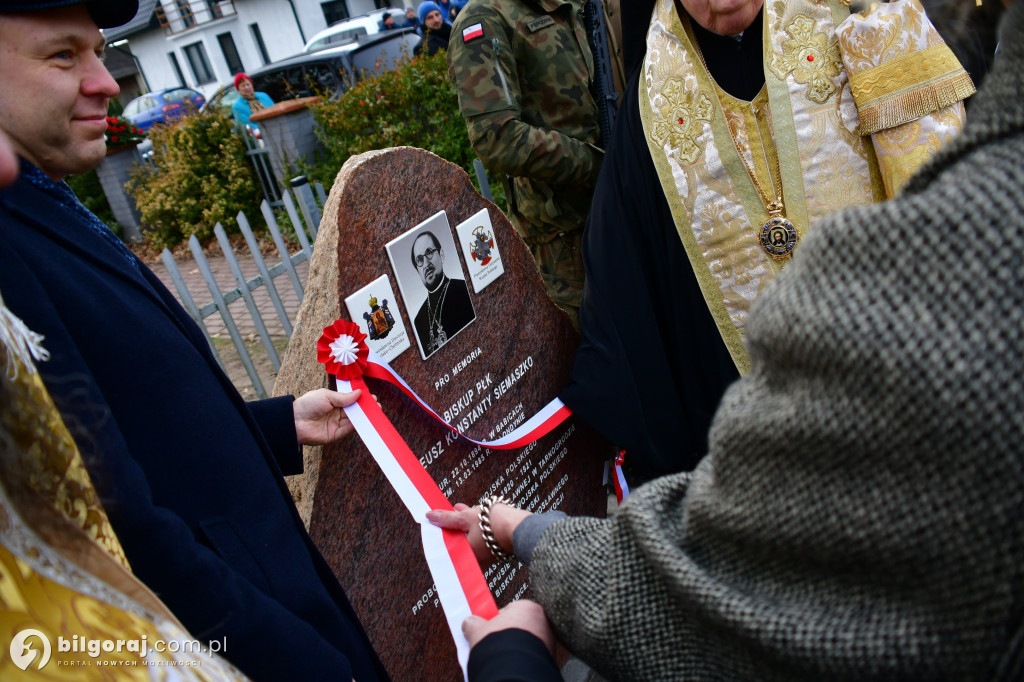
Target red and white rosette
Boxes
[317,319,369,380]
[318,320,498,679]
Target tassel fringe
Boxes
[0,296,49,380]
[858,72,976,135]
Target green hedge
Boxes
[308,50,503,206]
[127,111,263,249]
[124,51,500,250]
[66,170,118,236]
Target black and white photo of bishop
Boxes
[409,230,475,357]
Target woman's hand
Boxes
[427,501,532,567]
[427,503,491,564]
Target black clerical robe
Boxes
[413,275,475,357]
[560,1,744,481]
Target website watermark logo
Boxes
[8,630,227,670]
[10,629,52,671]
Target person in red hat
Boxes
[231,72,273,133]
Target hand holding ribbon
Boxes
[293,388,363,445]
[426,502,533,568]
[463,599,555,653]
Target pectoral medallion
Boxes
[759,201,798,261]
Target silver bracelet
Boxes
[478,495,515,561]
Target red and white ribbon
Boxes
[339,373,495,678]
[363,349,571,449]
[317,320,574,679]
[613,450,630,504]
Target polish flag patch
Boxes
[463,23,484,42]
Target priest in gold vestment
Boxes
[561,0,974,482]
[0,292,250,680]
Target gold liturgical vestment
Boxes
[0,297,248,680]
[640,0,972,371]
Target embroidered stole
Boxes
[641,0,885,372]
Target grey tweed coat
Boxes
[529,3,1024,680]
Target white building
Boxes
[104,0,385,99]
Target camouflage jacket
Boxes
[449,0,603,242]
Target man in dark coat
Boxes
[0,1,390,679]
[402,6,421,32]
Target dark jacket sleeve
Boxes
[247,396,303,476]
[469,630,562,682]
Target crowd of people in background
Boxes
[372,1,466,58]
[381,1,469,35]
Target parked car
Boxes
[202,29,420,117]
[302,7,406,53]
[122,87,206,130]
[201,85,242,116]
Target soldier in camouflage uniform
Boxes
[448,0,603,327]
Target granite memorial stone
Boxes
[275,147,611,681]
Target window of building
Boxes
[250,23,271,65]
[206,0,224,20]
[168,51,187,87]
[321,0,350,26]
[183,41,215,84]
[175,0,196,28]
[217,32,244,74]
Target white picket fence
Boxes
[159,179,326,399]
